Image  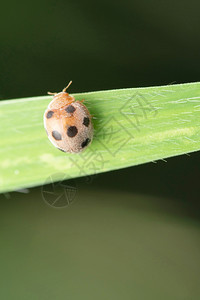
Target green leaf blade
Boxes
[0,82,200,193]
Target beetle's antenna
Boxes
[62,80,72,93]
[47,91,57,95]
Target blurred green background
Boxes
[0,0,200,299]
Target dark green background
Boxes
[0,0,200,299]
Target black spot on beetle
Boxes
[81,138,91,148]
[83,117,90,127]
[46,110,54,118]
[67,126,78,137]
[65,105,76,113]
[52,130,62,140]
